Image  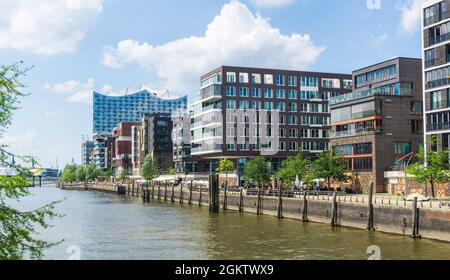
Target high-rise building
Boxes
[192,66,352,172]
[330,57,424,193]
[422,0,450,152]
[93,133,111,170]
[93,89,187,133]
[81,140,94,165]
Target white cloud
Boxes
[371,33,388,45]
[44,78,100,104]
[251,0,296,8]
[1,130,40,155]
[398,0,421,35]
[102,0,325,97]
[0,0,104,55]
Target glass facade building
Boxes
[93,90,188,133]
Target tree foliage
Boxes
[277,153,310,188]
[312,150,349,188]
[140,155,158,181]
[243,157,272,188]
[406,140,450,198]
[1,62,60,260]
[60,165,77,183]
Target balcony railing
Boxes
[430,100,450,111]
[332,128,383,138]
[330,84,412,105]
[191,144,222,154]
[425,59,437,69]
[201,84,221,100]
[426,78,450,90]
[429,32,450,46]
[427,122,450,132]
[424,10,450,27]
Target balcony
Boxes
[430,100,450,111]
[332,128,383,138]
[426,78,450,90]
[425,59,437,69]
[424,10,450,27]
[191,144,222,155]
[427,122,450,132]
[201,84,221,101]
[330,83,413,105]
[429,32,450,47]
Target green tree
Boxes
[406,142,450,198]
[312,150,349,189]
[277,153,310,188]
[167,167,177,176]
[60,164,77,183]
[216,158,235,187]
[75,165,87,182]
[140,155,158,181]
[84,164,100,182]
[243,157,272,189]
[0,62,60,259]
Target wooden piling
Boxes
[411,197,421,239]
[239,188,244,212]
[179,184,183,204]
[256,187,262,215]
[302,192,308,222]
[331,192,338,226]
[199,185,203,206]
[209,174,220,213]
[277,181,283,219]
[157,183,161,201]
[164,182,168,201]
[223,181,228,211]
[367,182,375,231]
[151,184,155,200]
[189,181,193,205]
[171,184,175,202]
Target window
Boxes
[289,142,299,151]
[288,129,298,138]
[239,87,249,97]
[227,100,236,109]
[276,75,285,86]
[300,129,308,138]
[356,65,396,88]
[354,143,372,155]
[321,78,341,89]
[239,73,249,83]
[239,100,249,110]
[252,88,261,98]
[299,103,307,112]
[275,102,285,111]
[264,74,274,84]
[425,49,437,68]
[410,101,423,114]
[264,102,273,110]
[288,90,297,100]
[395,143,411,154]
[279,128,286,137]
[310,130,319,138]
[252,73,262,84]
[289,103,298,112]
[264,88,273,98]
[227,72,236,83]
[226,86,236,97]
[287,116,298,125]
[288,76,297,87]
[276,89,285,99]
[252,101,262,110]
[353,158,373,171]
[412,120,423,134]
[279,142,286,151]
[343,80,353,89]
[301,76,318,87]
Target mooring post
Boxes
[239,188,244,212]
[367,182,375,231]
[331,192,338,226]
[132,183,135,196]
[199,185,203,206]
[39,176,42,187]
[411,197,421,239]
[189,180,193,205]
[302,192,308,222]
[179,184,184,204]
[171,183,175,203]
[157,183,161,201]
[164,181,168,201]
[151,184,155,200]
[209,173,220,213]
[277,180,283,219]
[256,187,262,215]
[142,190,146,203]
[223,181,228,211]
[32,176,35,187]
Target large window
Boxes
[425,49,437,68]
[355,65,397,88]
[394,143,412,154]
[353,158,373,171]
[252,73,262,84]
[275,75,285,86]
[425,66,450,90]
[424,1,447,26]
[301,76,318,87]
[227,72,236,83]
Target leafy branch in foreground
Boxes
[0,62,61,260]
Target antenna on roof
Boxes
[139,83,143,90]
[125,87,129,96]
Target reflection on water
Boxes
[13,187,450,260]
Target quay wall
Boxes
[59,183,450,242]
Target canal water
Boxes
[13,187,450,260]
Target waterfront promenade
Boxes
[60,181,450,242]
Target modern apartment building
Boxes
[112,122,141,176]
[422,0,450,152]
[93,89,187,133]
[93,133,112,170]
[133,113,174,174]
[81,140,94,165]
[330,57,424,193]
[192,66,352,172]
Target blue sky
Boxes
[0,0,422,168]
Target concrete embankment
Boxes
[59,183,450,242]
